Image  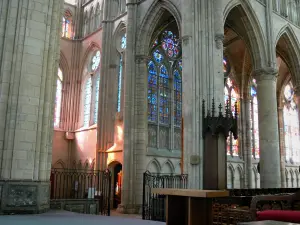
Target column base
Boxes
[0,180,50,214]
[116,203,142,214]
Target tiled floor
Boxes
[0,211,165,225]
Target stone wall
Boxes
[0,181,50,214]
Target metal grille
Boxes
[50,168,111,215]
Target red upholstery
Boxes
[257,210,300,223]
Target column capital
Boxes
[215,34,224,49]
[135,55,150,64]
[293,85,300,96]
[252,67,278,82]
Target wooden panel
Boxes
[188,197,213,225]
[152,188,229,198]
[166,195,188,225]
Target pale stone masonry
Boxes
[0,0,62,213]
[2,0,300,214]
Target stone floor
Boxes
[0,211,165,225]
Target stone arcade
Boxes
[1,0,300,214]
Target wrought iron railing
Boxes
[142,171,188,221]
[50,168,111,215]
[142,171,300,224]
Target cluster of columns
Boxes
[0,0,62,213]
[181,0,283,189]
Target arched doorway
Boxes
[109,162,122,209]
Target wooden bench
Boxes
[249,191,300,223]
[151,188,229,225]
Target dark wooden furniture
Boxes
[238,221,300,225]
[151,188,229,225]
[249,191,300,222]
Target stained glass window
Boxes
[117,55,123,112]
[174,70,182,127]
[54,68,63,127]
[83,77,92,127]
[147,26,181,149]
[91,51,101,71]
[121,34,126,49]
[283,82,300,163]
[62,10,72,38]
[94,73,100,124]
[250,79,260,159]
[224,76,239,156]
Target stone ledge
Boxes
[0,180,50,214]
[50,199,99,215]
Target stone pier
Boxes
[254,68,281,188]
[0,0,62,213]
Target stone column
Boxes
[278,106,286,187]
[118,0,146,214]
[97,0,114,170]
[182,0,224,189]
[0,0,62,213]
[254,68,281,188]
[243,97,253,188]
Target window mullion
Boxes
[170,69,174,150]
[156,66,160,148]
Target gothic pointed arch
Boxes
[147,158,162,173]
[276,25,300,85]
[224,0,267,69]
[136,0,181,56]
[52,159,66,169]
[146,11,182,150]
[161,159,175,174]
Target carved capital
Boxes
[215,34,224,50]
[135,55,150,64]
[181,35,192,46]
[252,67,278,82]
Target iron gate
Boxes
[142,171,188,221]
[50,168,111,215]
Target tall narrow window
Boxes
[147,25,182,150]
[117,33,126,112]
[83,77,92,127]
[283,82,300,163]
[94,74,100,124]
[54,68,63,127]
[250,79,260,158]
[224,76,239,156]
[62,10,73,38]
[91,50,101,124]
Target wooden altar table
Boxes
[151,188,229,225]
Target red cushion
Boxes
[257,210,300,223]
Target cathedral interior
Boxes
[1,0,300,220]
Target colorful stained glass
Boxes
[153,50,163,63]
[148,26,182,150]
[92,51,101,71]
[83,77,92,127]
[159,65,169,124]
[161,31,180,58]
[174,70,182,126]
[94,73,100,124]
[250,79,259,158]
[121,34,126,49]
[223,58,230,77]
[62,11,72,38]
[148,61,157,122]
[224,77,239,156]
[283,83,300,163]
[178,60,182,71]
[117,55,123,112]
[54,68,63,127]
